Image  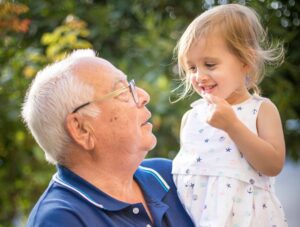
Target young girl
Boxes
[172,4,287,227]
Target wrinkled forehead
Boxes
[72,57,127,90]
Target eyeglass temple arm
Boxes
[72,86,129,113]
[72,102,91,113]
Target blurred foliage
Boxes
[0,1,30,34]
[0,0,299,226]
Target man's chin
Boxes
[144,136,157,152]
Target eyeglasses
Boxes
[72,79,139,113]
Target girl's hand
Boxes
[204,94,285,176]
[204,94,238,131]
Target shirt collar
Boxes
[54,164,169,211]
[134,166,169,202]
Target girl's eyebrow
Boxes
[186,57,219,66]
[203,57,219,61]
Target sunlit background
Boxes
[0,0,299,226]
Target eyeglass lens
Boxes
[129,80,139,104]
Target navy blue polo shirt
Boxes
[27,158,194,227]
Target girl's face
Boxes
[185,34,250,105]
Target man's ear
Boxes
[65,114,95,150]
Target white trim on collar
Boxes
[139,166,170,191]
[53,173,104,209]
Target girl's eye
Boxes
[188,66,197,73]
[205,63,216,68]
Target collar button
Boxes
[132,207,139,214]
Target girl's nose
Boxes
[194,71,209,82]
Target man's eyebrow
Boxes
[114,75,127,84]
[112,76,128,88]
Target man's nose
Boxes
[136,87,150,107]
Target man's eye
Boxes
[116,89,130,101]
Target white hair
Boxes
[22,49,100,164]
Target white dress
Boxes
[172,95,287,227]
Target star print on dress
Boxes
[225,147,232,152]
[219,136,225,142]
[172,96,286,226]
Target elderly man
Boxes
[22,49,194,227]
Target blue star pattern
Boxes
[172,95,287,226]
[225,147,232,152]
[219,136,225,142]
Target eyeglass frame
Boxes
[72,79,138,113]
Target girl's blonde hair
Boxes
[174,4,284,100]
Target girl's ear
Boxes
[65,114,95,150]
[243,48,256,72]
[242,63,253,81]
